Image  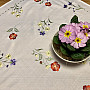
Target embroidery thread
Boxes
[38,18,53,36]
[32,48,60,71]
[34,0,52,6]
[63,1,88,12]
[11,3,23,17]
[0,53,16,68]
[7,27,19,40]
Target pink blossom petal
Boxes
[74,43,79,49]
[88,32,90,37]
[66,38,71,43]
[60,28,66,33]
[61,36,66,42]
[59,31,64,35]
[59,35,64,40]
[77,32,84,39]
[71,42,75,46]
[79,43,86,47]
[81,36,87,43]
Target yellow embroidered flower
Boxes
[45,65,50,70]
[38,22,42,27]
[16,14,20,17]
[0,62,3,67]
[75,37,82,43]
[45,27,50,31]
[11,11,15,15]
[20,9,23,13]
[46,51,51,56]
[5,54,11,59]
[83,25,88,29]
[64,30,72,38]
[35,54,38,57]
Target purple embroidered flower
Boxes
[59,25,76,43]
[71,32,87,49]
[10,59,16,65]
[64,5,67,8]
[68,2,72,5]
[40,31,45,36]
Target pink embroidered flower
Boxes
[79,22,90,29]
[71,32,87,49]
[59,25,76,44]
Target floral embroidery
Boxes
[34,0,52,6]
[51,61,60,71]
[32,48,60,71]
[0,52,16,68]
[63,1,88,12]
[38,18,53,36]
[11,3,23,17]
[7,27,19,40]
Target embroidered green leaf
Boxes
[48,19,53,23]
[14,28,19,32]
[35,59,39,61]
[39,54,43,60]
[81,46,90,52]
[7,28,13,32]
[35,49,43,52]
[46,57,53,61]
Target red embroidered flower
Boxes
[9,33,17,40]
[34,0,41,2]
[45,2,52,6]
[51,61,60,71]
[83,85,90,90]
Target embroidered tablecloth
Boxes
[0,0,90,90]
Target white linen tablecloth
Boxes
[0,0,90,90]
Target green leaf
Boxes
[53,35,60,44]
[81,46,90,52]
[59,24,66,30]
[71,53,84,59]
[60,45,69,56]
[70,15,79,23]
[39,54,43,60]
[46,57,53,61]
[62,43,67,48]
[87,51,90,55]
[87,39,90,44]
[35,59,39,61]
[14,28,19,32]
[7,28,13,32]
[67,44,76,51]
[48,18,53,23]
[35,49,43,52]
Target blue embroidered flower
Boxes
[64,5,67,8]
[40,31,45,36]
[10,59,16,65]
[68,2,72,5]
[6,65,9,68]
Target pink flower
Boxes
[79,21,90,29]
[70,23,81,34]
[81,29,90,40]
[59,25,76,44]
[71,32,87,49]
